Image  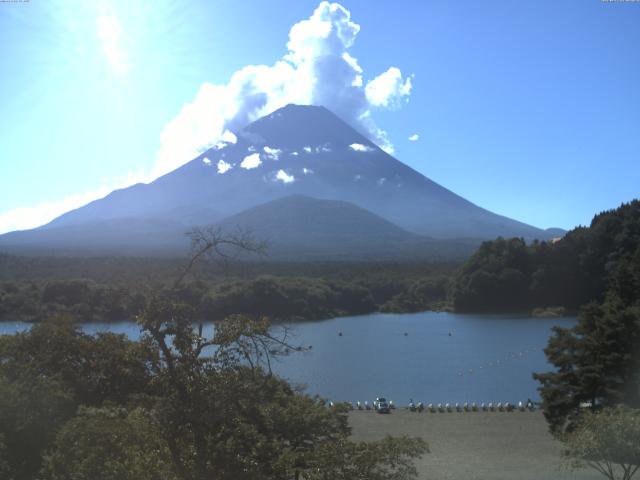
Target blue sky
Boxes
[1,0,639,233]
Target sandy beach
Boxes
[349,409,602,480]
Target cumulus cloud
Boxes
[240,153,262,169]
[349,143,373,152]
[152,1,412,179]
[217,159,232,174]
[275,170,295,183]
[408,133,419,141]
[365,67,412,109]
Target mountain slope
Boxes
[0,104,563,257]
[217,195,476,260]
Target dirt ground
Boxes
[348,409,602,480]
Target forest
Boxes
[0,256,455,322]
[450,200,640,313]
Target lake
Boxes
[0,312,574,406]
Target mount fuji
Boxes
[0,104,561,259]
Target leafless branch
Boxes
[175,225,267,288]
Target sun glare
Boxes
[96,14,128,74]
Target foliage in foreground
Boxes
[0,313,427,480]
[563,406,640,480]
[533,296,640,434]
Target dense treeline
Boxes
[451,200,640,313]
[0,259,457,322]
[525,201,640,443]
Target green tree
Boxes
[0,433,11,480]
[563,406,640,480]
[308,435,428,480]
[534,299,640,434]
[0,376,75,480]
[42,406,178,480]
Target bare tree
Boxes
[174,225,267,288]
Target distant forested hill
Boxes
[450,200,640,312]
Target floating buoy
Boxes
[404,332,408,336]
[338,332,343,336]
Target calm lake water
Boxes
[0,312,575,405]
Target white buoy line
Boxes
[454,345,540,378]
[326,399,537,412]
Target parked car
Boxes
[374,397,390,413]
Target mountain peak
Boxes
[239,103,372,150]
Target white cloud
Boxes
[377,177,386,186]
[263,146,282,160]
[408,133,419,141]
[365,67,412,109]
[303,167,314,175]
[202,157,212,165]
[217,159,232,174]
[212,130,238,150]
[240,153,262,170]
[303,146,312,153]
[380,144,394,155]
[275,170,295,183]
[151,1,412,179]
[349,143,373,152]
[291,151,299,156]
